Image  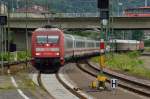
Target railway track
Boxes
[5,59,149,98]
[141,53,150,56]
[76,60,150,98]
[0,60,31,73]
[37,64,90,99]
[1,60,88,99]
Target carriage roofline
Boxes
[125,6,150,10]
[109,39,140,43]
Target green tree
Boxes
[132,30,144,40]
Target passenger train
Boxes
[31,26,144,71]
[109,39,144,52]
[124,6,150,17]
[31,26,100,70]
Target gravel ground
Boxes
[62,63,148,99]
[0,63,51,99]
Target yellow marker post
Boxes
[99,55,105,69]
[97,53,107,89]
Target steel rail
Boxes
[76,61,150,97]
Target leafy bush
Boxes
[127,51,140,58]
[144,40,150,47]
[0,51,31,61]
[0,53,9,61]
[17,51,31,61]
[91,52,150,79]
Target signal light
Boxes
[0,16,7,25]
[36,53,41,56]
[100,43,105,49]
[97,0,109,9]
[100,11,109,19]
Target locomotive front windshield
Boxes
[37,36,47,43]
[48,36,59,43]
[36,35,59,44]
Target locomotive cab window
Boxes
[48,36,59,44]
[37,36,47,43]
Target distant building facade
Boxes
[0,2,7,14]
[16,5,47,13]
[144,30,150,40]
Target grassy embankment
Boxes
[144,47,150,52]
[0,51,31,61]
[92,51,150,79]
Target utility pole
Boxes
[25,0,28,51]
[25,0,29,69]
[0,16,7,74]
[145,0,148,7]
[7,0,11,72]
[11,0,14,12]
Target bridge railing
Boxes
[55,13,99,17]
[9,12,100,18]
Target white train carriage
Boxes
[110,39,141,51]
[64,34,100,58]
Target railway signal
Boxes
[90,0,109,90]
[0,16,7,25]
[97,0,109,9]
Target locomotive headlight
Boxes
[36,53,41,56]
[56,53,59,56]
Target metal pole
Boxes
[46,0,49,24]
[1,25,4,74]
[16,0,19,9]
[25,0,29,69]
[4,2,7,53]
[25,0,28,51]
[117,0,119,16]
[4,25,6,53]
[11,0,14,12]
[111,0,114,52]
[145,0,147,7]
[7,1,11,71]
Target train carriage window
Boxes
[87,41,94,48]
[96,42,99,47]
[37,36,47,43]
[48,36,59,44]
[144,9,150,13]
[139,9,144,14]
[76,40,85,48]
[65,37,73,48]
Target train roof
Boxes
[64,34,98,42]
[34,25,99,42]
[109,39,140,43]
[34,27,62,33]
[125,6,150,10]
[33,25,62,32]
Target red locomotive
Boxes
[31,26,100,71]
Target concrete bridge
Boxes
[2,13,150,51]
[7,13,150,29]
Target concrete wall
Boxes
[13,31,31,51]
